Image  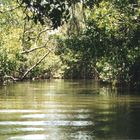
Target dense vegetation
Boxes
[0,0,140,88]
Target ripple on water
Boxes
[0,109,92,113]
[21,113,91,119]
[9,134,48,140]
[0,110,41,113]
[0,120,94,126]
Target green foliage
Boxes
[0,48,16,74]
[56,35,96,79]
[0,0,64,82]
[0,0,140,89]
[19,0,71,29]
[57,0,140,87]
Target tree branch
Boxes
[20,43,47,54]
[4,75,19,81]
[36,28,53,41]
[20,47,56,80]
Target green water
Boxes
[0,80,140,140]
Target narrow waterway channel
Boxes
[0,80,140,140]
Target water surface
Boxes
[0,80,140,140]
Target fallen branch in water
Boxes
[4,75,19,81]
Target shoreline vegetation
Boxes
[0,0,140,90]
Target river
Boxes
[0,80,140,140]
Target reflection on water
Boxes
[0,80,140,139]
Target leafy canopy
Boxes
[18,0,72,29]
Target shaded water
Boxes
[0,80,140,140]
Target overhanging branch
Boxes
[36,28,53,41]
[20,43,47,54]
[20,47,56,80]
